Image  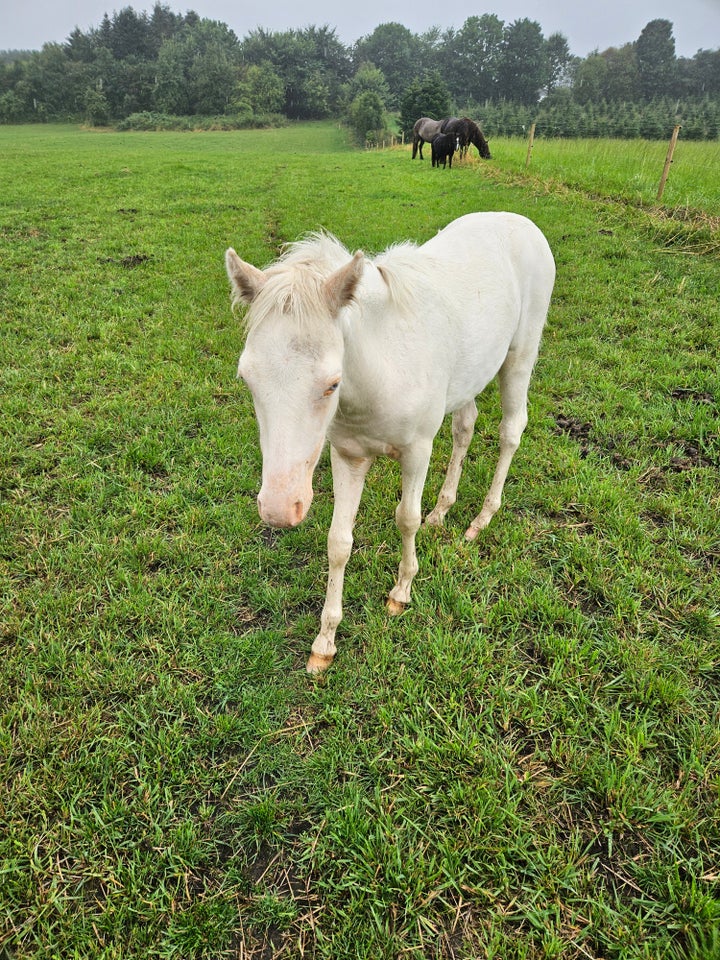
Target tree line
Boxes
[1,5,718,140]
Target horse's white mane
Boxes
[244,231,439,332]
[276,230,351,269]
[374,240,441,319]
[244,231,352,332]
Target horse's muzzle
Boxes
[258,497,308,528]
[257,477,313,527]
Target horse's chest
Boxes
[331,432,402,460]
[329,402,404,459]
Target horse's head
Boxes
[472,124,492,159]
[459,118,491,159]
[226,246,364,528]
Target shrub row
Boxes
[114,111,288,132]
[475,96,720,140]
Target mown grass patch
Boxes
[1,123,718,959]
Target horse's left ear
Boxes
[324,250,364,316]
[226,248,267,305]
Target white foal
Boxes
[226,212,555,672]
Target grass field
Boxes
[1,122,719,959]
[494,135,720,218]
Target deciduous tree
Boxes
[497,18,547,104]
[444,15,504,104]
[545,32,574,95]
[353,23,421,108]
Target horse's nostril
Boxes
[292,501,304,524]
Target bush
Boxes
[115,111,288,131]
[84,88,110,127]
[347,91,386,144]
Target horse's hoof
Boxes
[306,652,334,674]
[386,598,406,616]
[465,523,482,542]
[425,511,444,527]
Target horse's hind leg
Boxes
[426,400,477,527]
[387,440,433,614]
[465,353,534,542]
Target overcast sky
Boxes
[1,0,718,58]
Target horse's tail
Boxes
[411,119,421,159]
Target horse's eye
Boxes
[323,379,341,398]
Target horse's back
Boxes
[378,212,553,357]
[414,117,442,139]
[428,212,553,279]
[427,213,553,354]
[418,213,553,406]
[375,212,553,308]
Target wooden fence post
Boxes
[525,122,536,168]
[657,124,681,202]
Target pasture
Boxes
[1,122,718,959]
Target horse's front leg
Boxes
[307,448,373,674]
[387,441,433,615]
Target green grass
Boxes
[492,135,720,215]
[1,122,719,959]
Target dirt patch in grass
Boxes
[100,253,152,268]
[553,412,718,474]
[670,387,715,405]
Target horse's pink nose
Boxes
[257,497,306,529]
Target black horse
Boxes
[440,117,492,159]
[431,133,457,168]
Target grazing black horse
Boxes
[431,133,457,168]
[440,117,492,159]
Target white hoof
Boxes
[386,597,406,616]
[306,652,335,674]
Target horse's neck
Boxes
[340,265,442,395]
[340,286,385,374]
[337,274,392,390]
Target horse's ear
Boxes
[226,248,266,304]
[324,250,364,316]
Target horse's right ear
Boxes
[324,250,364,316]
[226,248,266,304]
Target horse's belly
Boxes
[442,334,514,413]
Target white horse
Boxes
[226,212,555,673]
